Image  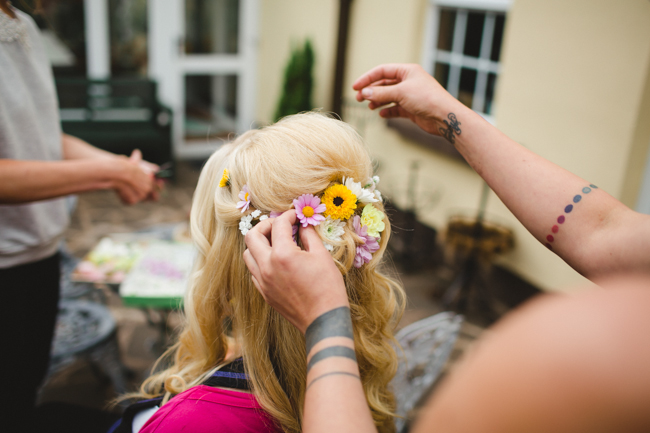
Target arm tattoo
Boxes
[305,306,354,355]
[543,184,598,251]
[439,113,462,144]
[306,371,361,392]
[307,346,357,373]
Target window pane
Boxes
[484,73,497,115]
[463,12,485,58]
[15,1,87,77]
[490,14,506,62]
[458,68,477,108]
[437,9,456,51]
[434,62,450,89]
[109,0,148,77]
[185,74,238,141]
[185,0,239,54]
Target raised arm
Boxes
[353,63,650,279]
[243,211,377,433]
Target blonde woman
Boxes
[114,113,405,433]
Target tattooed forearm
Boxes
[306,371,361,391]
[305,306,354,354]
[304,306,360,392]
[544,184,599,250]
[307,346,357,373]
[439,113,462,144]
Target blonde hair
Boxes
[135,113,405,433]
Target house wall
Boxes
[338,0,650,291]
[256,0,338,124]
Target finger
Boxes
[244,221,273,261]
[379,104,411,119]
[249,217,273,242]
[361,84,402,108]
[352,63,407,91]
[250,275,266,300]
[271,210,299,249]
[130,149,143,163]
[243,249,262,284]
[298,225,329,255]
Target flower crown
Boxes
[219,169,384,268]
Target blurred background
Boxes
[13,0,650,429]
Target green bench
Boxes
[55,79,174,170]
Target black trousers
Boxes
[0,253,60,429]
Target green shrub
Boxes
[274,40,315,121]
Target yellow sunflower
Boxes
[322,184,357,220]
[219,169,230,188]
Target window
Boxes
[423,0,511,120]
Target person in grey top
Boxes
[0,1,159,428]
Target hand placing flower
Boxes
[293,194,326,227]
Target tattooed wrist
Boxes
[305,306,354,355]
[307,346,357,373]
[439,112,462,144]
[306,371,361,391]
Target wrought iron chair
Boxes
[392,311,464,432]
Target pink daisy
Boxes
[353,215,380,268]
[293,194,326,228]
[236,185,251,213]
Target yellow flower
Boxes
[361,204,385,237]
[322,184,357,220]
[219,169,230,188]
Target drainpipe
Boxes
[331,0,353,118]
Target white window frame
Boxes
[422,0,512,124]
[149,0,259,160]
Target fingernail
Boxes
[362,88,373,99]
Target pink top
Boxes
[139,386,282,433]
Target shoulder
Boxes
[139,386,281,433]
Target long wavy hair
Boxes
[134,113,405,433]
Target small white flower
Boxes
[320,216,345,252]
[239,215,253,235]
[374,189,382,202]
[363,176,380,191]
[259,214,269,221]
[343,176,377,204]
[251,209,262,218]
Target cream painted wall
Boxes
[494,0,650,290]
[256,0,338,124]
[337,0,650,291]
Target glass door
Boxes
[148,0,258,159]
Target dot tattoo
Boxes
[545,184,598,250]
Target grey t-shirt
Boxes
[0,9,69,268]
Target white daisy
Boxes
[343,176,377,204]
[259,214,269,221]
[251,209,262,218]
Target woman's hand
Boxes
[110,149,160,205]
[353,63,465,138]
[243,210,349,334]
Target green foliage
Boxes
[274,40,315,121]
